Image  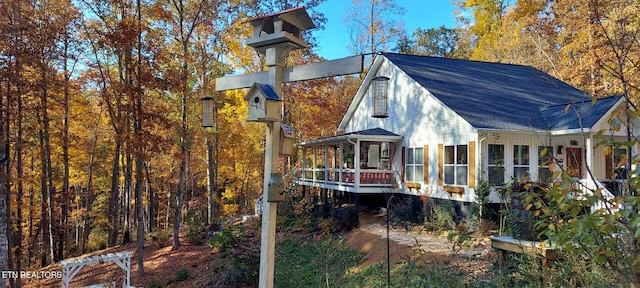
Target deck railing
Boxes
[578,178,618,213]
[299,167,398,188]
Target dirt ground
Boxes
[345,212,493,275]
[21,211,495,287]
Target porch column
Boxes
[313,147,318,181]
[301,147,307,180]
[339,143,344,182]
[354,139,360,190]
[324,144,329,181]
[585,137,592,179]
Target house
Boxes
[294,53,637,206]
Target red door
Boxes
[566,148,582,178]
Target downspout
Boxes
[478,133,488,233]
[478,132,488,203]
[478,133,488,181]
[585,135,593,181]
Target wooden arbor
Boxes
[60,252,132,288]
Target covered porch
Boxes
[296,128,404,193]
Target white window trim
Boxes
[405,147,424,183]
[444,144,468,186]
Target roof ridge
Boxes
[380,52,535,69]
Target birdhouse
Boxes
[267,173,285,202]
[244,83,281,122]
[245,7,316,55]
[280,124,295,156]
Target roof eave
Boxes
[549,128,591,135]
[296,134,403,147]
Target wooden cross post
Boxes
[212,7,363,288]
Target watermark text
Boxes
[1,270,62,279]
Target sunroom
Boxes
[295,128,403,193]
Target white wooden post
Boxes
[210,7,363,288]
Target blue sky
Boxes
[313,0,459,59]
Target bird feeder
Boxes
[245,7,316,56]
[372,76,389,118]
[201,96,215,127]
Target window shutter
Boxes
[423,145,429,184]
[468,141,476,188]
[438,144,443,185]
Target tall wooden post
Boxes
[210,7,362,288]
[258,45,287,287]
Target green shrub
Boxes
[209,225,246,254]
[431,202,456,230]
[342,258,467,287]
[175,267,189,282]
[208,223,260,287]
[390,196,423,223]
[331,206,360,232]
[185,214,206,245]
[87,228,108,251]
[275,236,363,287]
[148,230,170,247]
[468,177,493,230]
[318,217,338,234]
[148,279,163,288]
[491,251,619,288]
[445,230,472,254]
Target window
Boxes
[405,147,424,182]
[606,146,627,179]
[538,146,553,181]
[444,145,468,185]
[513,145,530,181]
[488,144,504,185]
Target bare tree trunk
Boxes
[82,113,100,253]
[123,143,132,244]
[134,0,144,273]
[108,143,121,246]
[145,163,155,233]
[166,187,171,231]
[174,130,186,250]
[27,174,34,267]
[38,109,50,266]
[206,137,214,225]
[14,65,24,288]
[57,36,71,263]
[0,89,9,288]
[0,177,8,288]
[38,62,56,263]
[135,97,144,275]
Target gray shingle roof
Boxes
[296,128,401,147]
[382,53,621,131]
[343,128,401,137]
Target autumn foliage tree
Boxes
[456,0,640,285]
[3,0,640,286]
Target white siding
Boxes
[344,61,475,142]
[342,59,478,202]
[339,57,637,203]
